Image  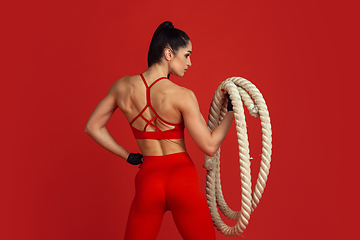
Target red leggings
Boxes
[124,152,216,240]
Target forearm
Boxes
[85,126,130,160]
[208,111,234,155]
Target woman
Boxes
[85,21,234,240]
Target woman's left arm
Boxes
[85,86,130,160]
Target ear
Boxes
[164,48,173,61]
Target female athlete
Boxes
[85,21,234,240]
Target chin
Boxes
[174,73,185,77]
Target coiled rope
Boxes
[203,77,272,237]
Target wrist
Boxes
[126,153,143,166]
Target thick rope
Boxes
[203,77,272,237]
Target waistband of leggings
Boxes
[143,151,188,160]
[141,152,192,168]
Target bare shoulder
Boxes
[166,83,197,110]
[165,81,194,97]
[109,75,138,95]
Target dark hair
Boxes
[147,21,190,67]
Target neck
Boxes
[144,62,169,79]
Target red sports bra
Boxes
[129,74,184,139]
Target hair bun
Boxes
[159,21,174,32]
[164,21,174,29]
[152,21,174,39]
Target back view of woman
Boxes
[85,21,234,240]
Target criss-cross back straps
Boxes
[129,74,168,131]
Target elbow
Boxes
[84,124,94,136]
[85,122,103,138]
[203,145,218,157]
[208,148,218,157]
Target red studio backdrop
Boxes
[2,0,359,239]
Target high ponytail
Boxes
[147,21,190,67]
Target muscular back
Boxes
[113,74,188,156]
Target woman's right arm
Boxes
[178,89,234,157]
[84,84,130,160]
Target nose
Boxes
[187,57,192,67]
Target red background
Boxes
[2,0,359,239]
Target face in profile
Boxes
[169,41,192,77]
